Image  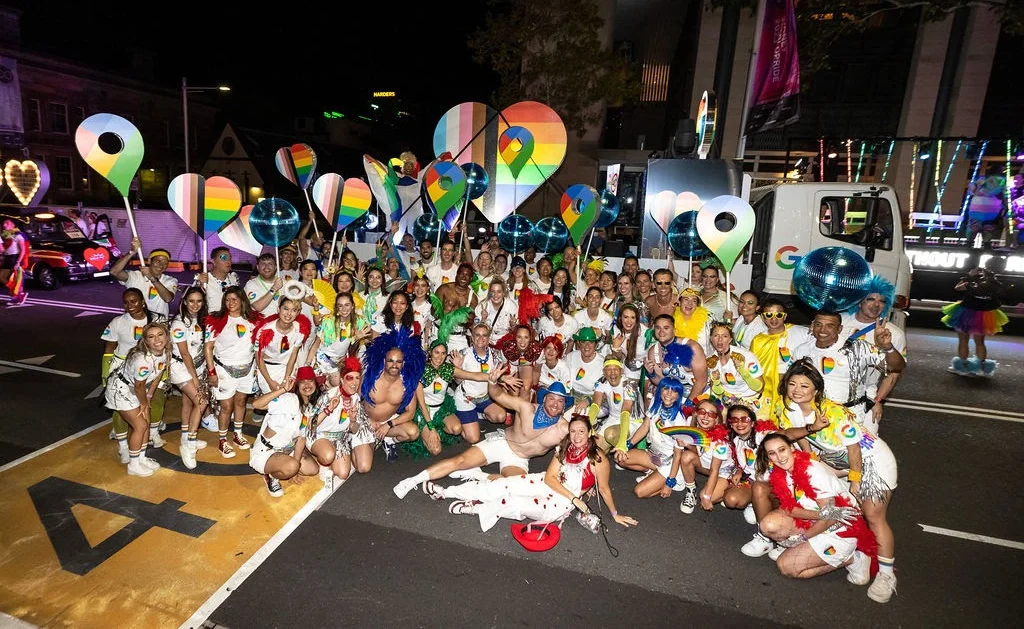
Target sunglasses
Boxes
[695,408,720,418]
[217,253,230,261]
[728,416,753,424]
[655,281,673,286]
[762,312,787,319]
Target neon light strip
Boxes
[819,138,825,182]
[959,140,987,230]
[1007,139,1015,236]
[908,142,918,230]
[846,139,853,183]
[881,139,895,181]
[929,140,962,233]
[855,141,866,183]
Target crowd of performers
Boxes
[90,210,1001,606]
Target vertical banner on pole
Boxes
[744,0,801,135]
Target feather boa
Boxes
[769,450,880,573]
[253,314,312,353]
[674,306,711,342]
[361,328,426,413]
[707,424,730,443]
[435,306,473,346]
[516,286,553,325]
[205,311,264,340]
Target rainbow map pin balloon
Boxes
[560,184,600,246]
[275,143,317,189]
[498,126,535,180]
[695,195,756,272]
[218,204,264,257]
[75,113,145,197]
[424,161,467,229]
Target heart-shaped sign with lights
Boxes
[84,247,110,271]
[4,160,43,206]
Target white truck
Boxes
[728,182,913,326]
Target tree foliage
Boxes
[468,0,642,138]
[713,0,1024,81]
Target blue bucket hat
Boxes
[536,381,574,409]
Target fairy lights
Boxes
[929,140,963,233]
[881,140,895,181]
[4,159,42,206]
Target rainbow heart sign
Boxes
[560,184,599,246]
[432,100,567,224]
[218,204,264,256]
[312,174,372,231]
[424,160,467,224]
[274,143,317,189]
[650,190,705,235]
[167,174,242,239]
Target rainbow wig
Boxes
[846,275,895,319]
[361,328,426,413]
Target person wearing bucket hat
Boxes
[562,327,606,413]
[109,236,179,317]
[393,379,573,499]
[424,415,637,534]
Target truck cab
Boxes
[730,182,912,326]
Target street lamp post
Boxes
[181,77,230,263]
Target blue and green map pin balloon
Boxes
[498,126,535,179]
[75,113,145,197]
[695,195,756,272]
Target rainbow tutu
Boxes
[941,302,1008,336]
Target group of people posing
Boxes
[97,214,907,604]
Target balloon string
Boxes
[202,240,208,274]
[121,196,145,268]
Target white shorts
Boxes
[865,442,899,491]
[596,416,642,441]
[169,360,199,386]
[105,377,145,411]
[474,436,530,473]
[249,440,274,474]
[454,386,492,413]
[256,362,289,394]
[806,530,858,568]
[214,363,256,400]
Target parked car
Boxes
[0,210,118,290]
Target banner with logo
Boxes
[606,164,620,195]
[744,0,800,135]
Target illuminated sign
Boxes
[907,248,1024,273]
[696,90,717,159]
[4,159,43,206]
[373,91,396,98]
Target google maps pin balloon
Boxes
[75,113,145,197]
[424,160,467,219]
[694,195,756,272]
[498,126,535,180]
[560,184,599,246]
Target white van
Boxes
[729,182,913,326]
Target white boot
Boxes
[117,441,130,464]
[127,457,155,477]
[181,432,208,450]
[149,427,165,448]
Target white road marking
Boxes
[887,399,1024,423]
[919,524,1024,550]
[180,484,340,629]
[85,384,105,399]
[3,296,122,314]
[17,355,55,366]
[0,359,80,378]
[890,397,1024,419]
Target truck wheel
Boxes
[33,263,61,290]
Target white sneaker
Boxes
[127,458,155,477]
[149,430,165,448]
[158,421,166,432]
[743,504,757,525]
[200,414,219,431]
[117,444,130,464]
[181,443,197,470]
[767,545,784,560]
[867,572,897,603]
[393,477,420,499]
[741,533,773,557]
[846,550,871,586]
[180,434,208,449]
[140,454,160,470]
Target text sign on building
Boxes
[907,248,1024,274]
[372,91,396,98]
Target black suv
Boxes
[1,210,117,289]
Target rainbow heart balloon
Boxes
[217,204,264,256]
[432,101,567,224]
[167,174,242,238]
[560,184,599,246]
[274,143,317,189]
[312,174,372,232]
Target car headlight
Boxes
[63,254,73,263]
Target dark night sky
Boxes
[10,0,497,130]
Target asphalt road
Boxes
[2,276,1023,628]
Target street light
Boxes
[182,77,230,173]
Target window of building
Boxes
[48,103,69,134]
[640,63,670,103]
[78,158,90,190]
[54,156,74,189]
[70,106,85,131]
[26,99,41,132]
